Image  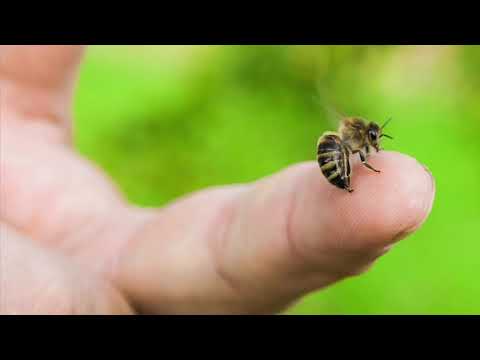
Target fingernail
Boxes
[392,229,412,242]
[392,161,435,244]
[420,162,436,217]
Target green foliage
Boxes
[74,45,480,314]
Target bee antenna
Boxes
[381,134,393,139]
[381,117,392,129]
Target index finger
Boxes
[289,151,435,270]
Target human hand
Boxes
[0,223,132,314]
[0,46,435,314]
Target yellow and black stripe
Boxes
[317,133,353,192]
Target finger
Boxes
[115,151,435,314]
[220,151,435,301]
[0,45,85,137]
[0,223,133,314]
[236,152,435,274]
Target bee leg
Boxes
[358,151,381,173]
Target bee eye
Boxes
[368,130,377,142]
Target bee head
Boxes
[367,118,393,152]
[366,122,381,152]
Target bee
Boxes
[317,117,393,193]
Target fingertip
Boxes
[352,151,435,244]
[213,151,435,296]
[290,151,435,257]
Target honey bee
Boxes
[316,117,393,193]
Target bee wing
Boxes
[312,81,347,130]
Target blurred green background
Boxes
[73,45,480,314]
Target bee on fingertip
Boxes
[316,116,393,193]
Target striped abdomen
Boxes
[317,133,353,192]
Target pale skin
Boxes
[0,46,436,314]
